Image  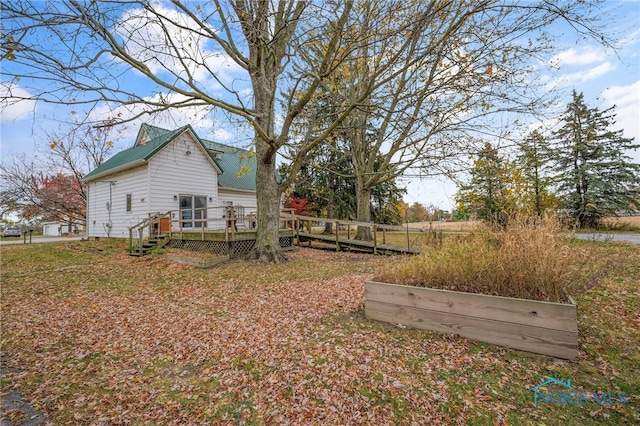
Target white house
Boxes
[83,124,257,238]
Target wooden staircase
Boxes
[128,212,172,256]
[129,235,170,256]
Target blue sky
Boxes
[403,1,640,210]
[1,1,638,212]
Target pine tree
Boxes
[515,130,558,216]
[550,91,640,228]
[455,143,514,225]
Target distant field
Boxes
[603,215,640,227]
[414,216,640,231]
[407,220,480,232]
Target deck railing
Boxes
[290,214,422,254]
[127,207,418,255]
[129,206,296,245]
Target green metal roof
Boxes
[137,123,173,143]
[203,139,256,191]
[82,124,257,192]
[82,125,187,181]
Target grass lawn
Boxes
[1,238,638,425]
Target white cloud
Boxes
[549,46,606,67]
[550,61,616,88]
[114,5,245,89]
[0,84,37,122]
[88,91,251,146]
[618,28,640,48]
[602,80,640,159]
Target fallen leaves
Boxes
[1,242,639,424]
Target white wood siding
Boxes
[148,133,218,229]
[217,189,257,210]
[86,165,149,238]
[215,189,257,230]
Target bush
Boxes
[374,215,582,303]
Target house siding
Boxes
[148,132,219,229]
[217,189,257,221]
[86,165,149,238]
[217,189,257,210]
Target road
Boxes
[0,236,84,246]
[574,232,640,245]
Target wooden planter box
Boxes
[365,280,578,360]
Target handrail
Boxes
[289,213,419,254]
[128,211,171,255]
[291,214,409,231]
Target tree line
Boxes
[455,91,640,228]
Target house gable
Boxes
[82,125,222,182]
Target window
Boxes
[180,195,207,228]
[126,194,132,212]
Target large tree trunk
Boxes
[250,86,286,262]
[323,170,336,234]
[355,180,373,241]
[253,151,286,263]
[249,56,286,263]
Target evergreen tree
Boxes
[515,130,558,216]
[550,91,640,228]
[455,143,514,225]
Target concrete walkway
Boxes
[574,232,640,245]
[0,236,83,246]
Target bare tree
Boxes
[0,117,122,227]
[1,1,610,260]
[286,0,610,240]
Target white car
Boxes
[2,227,21,237]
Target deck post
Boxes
[373,226,377,255]
[406,221,410,253]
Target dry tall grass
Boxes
[375,216,582,303]
[601,215,640,231]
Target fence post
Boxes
[335,220,340,251]
[406,221,410,253]
[373,226,377,255]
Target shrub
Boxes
[374,215,582,303]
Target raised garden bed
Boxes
[365,280,578,360]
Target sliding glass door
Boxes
[179,195,207,228]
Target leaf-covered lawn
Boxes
[1,239,638,425]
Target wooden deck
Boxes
[129,209,418,256]
[296,231,419,255]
